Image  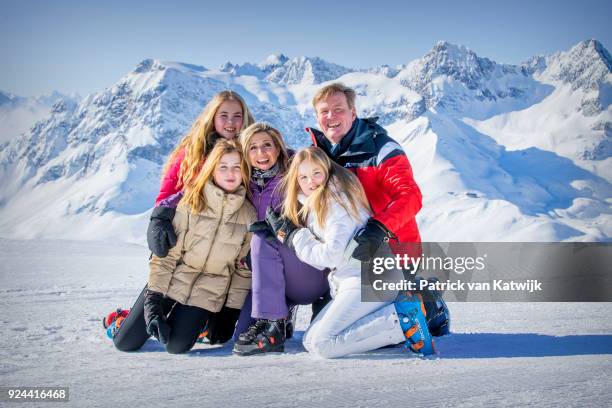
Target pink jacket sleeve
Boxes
[155,149,186,206]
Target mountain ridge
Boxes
[0,39,610,242]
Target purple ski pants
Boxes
[234,234,329,339]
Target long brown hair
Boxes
[182,139,249,213]
[162,91,254,191]
[281,147,370,227]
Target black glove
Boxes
[248,220,277,244]
[206,306,241,345]
[265,207,299,248]
[147,206,177,258]
[143,289,171,344]
[242,250,252,271]
[352,219,392,262]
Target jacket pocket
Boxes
[166,265,199,304]
[188,273,231,312]
[225,270,252,310]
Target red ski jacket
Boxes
[307,117,422,244]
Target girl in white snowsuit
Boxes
[264,146,435,358]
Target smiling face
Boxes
[247,131,280,171]
[214,100,244,139]
[213,151,242,192]
[314,92,356,144]
[297,159,327,197]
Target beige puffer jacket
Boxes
[148,182,256,312]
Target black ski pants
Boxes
[113,286,210,354]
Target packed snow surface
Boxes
[1,239,611,407]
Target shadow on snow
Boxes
[438,332,612,359]
[135,331,612,359]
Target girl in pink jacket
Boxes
[148,91,254,257]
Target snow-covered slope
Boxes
[466,40,611,170]
[455,40,612,240]
[0,40,610,243]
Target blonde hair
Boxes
[163,91,254,190]
[281,147,370,227]
[239,122,290,176]
[312,82,356,110]
[183,139,249,213]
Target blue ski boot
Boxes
[394,292,435,355]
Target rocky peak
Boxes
[540,39,612,90]
[265,55,353,85]
[259,53,289,70]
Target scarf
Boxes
[321,119,358,159]
[251,162,280,187]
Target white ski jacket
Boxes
[291,193,369,297]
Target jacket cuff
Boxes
[369,218,390,234]
[151,206,176,221]
[158,191,184,209]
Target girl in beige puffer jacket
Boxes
[114,140,256,354]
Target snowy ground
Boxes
[1,239,611,407]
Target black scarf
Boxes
[322,119,358,159]
[251,162,280,187]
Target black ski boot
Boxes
[233,319,286,356]
[235,320,262,346]
[416,277,450,337]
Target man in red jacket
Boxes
[307,82,423,262]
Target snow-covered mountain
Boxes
[0,40,610,243]
[220,53,353,85]
[394,41,554,120]
[0,90,79,144]
[468,40,612,163]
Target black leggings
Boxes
[113,287,210,354]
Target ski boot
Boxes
[196,321,210,343]
[394,292,435,355]
[233,319,286,356]
[103,308,130,339]
[416,277,451,337]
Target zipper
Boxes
[257,183,266,218]
[258,188,262,217]
[186,193,227,299]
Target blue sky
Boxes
[1,0,610,96]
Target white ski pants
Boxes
[302,286,406,358]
